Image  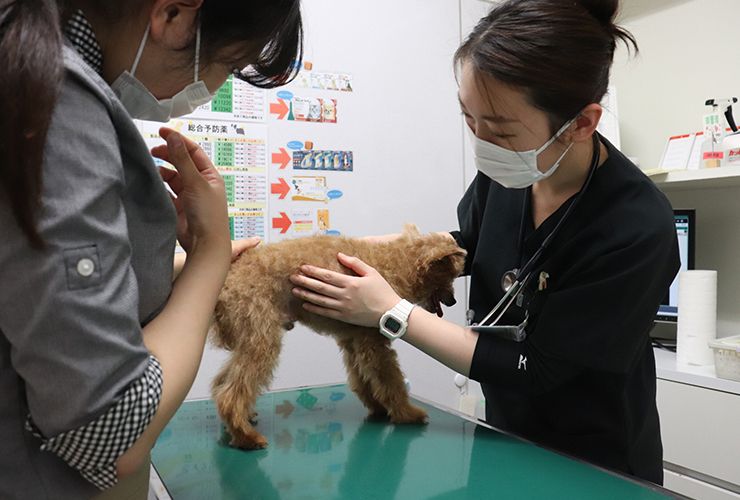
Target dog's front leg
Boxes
[337,334,388,419]
[344,333,428,425]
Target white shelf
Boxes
[654,348,740,395]
[644,166,740,191]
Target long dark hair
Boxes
[0,0,303,249]
[0,0,63,249]
[455,0,638,134]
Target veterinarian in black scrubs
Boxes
[289,0,679,486]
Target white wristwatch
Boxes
[379,299,415,340]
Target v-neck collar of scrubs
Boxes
[518,187,578,269]
[518,141,610,268]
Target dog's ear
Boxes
[416,237,467,277]
[402,224,421,238]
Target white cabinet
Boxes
[664,471,740,500]
[657,380,740,485]
[655,349,740,499]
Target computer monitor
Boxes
[655,209,695,323]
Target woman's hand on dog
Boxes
[172,238,260,281]
[231,238,261,261]
[290,253,401,327]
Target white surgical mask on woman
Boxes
[469,117,576,189]
[111,20,213,122]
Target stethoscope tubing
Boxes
[473,133,602,328]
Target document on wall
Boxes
[188,75,267,123]
[137,118,269,241]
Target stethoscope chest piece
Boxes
[501,269,518,293]
[473,133,602,334]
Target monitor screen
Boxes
[656,209,695,322]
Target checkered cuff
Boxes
[25,356,163,490]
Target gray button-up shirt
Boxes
[0,41,176,498]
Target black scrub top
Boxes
[451,136,680,485]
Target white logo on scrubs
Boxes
[518,354,527,371]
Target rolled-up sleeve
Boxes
[25,357,162,489]
[0,70,160,488]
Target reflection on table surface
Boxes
[152,384,673,499]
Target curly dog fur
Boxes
[212,225,466,449]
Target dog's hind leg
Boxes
[336,336,387,419]
[212,306,284,450]
[348,333,428,425]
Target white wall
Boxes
[611,0,740,337]
[453,0,496,414]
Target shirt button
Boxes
[76,258,95,277]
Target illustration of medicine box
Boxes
[317,209,330,232]
[291,176,328,203]
[293,150,354,172]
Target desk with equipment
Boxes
[150,384,679,499]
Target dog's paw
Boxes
[365,409,389,421]
[390,405,429,425]
[228,430,269,450]
[225,429,268,450]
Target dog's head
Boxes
[395,225,466,317]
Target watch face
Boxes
[384,317,402,334]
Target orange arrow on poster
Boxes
[272,212,292,234]
[271,178,290,199]
[271,148,291,169]
[270,98,290,119]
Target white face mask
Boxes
[111,20,213,122]
[469,117,576,189]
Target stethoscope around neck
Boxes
[469,133,602,339]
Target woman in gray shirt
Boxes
[0,1,302,498]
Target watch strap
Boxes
[391,299,415,322]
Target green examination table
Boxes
[150,384,681,499]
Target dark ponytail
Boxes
[575,0,639,54]
[455,0,638,134]
[0,0,64,249]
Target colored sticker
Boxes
[297,390,318,409]
[329,391,345,401]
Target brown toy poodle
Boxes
[212,225,466,449]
